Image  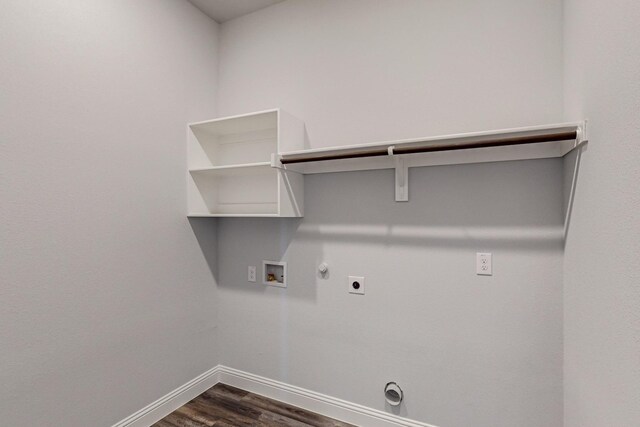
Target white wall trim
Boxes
[218,366,438,427]
[111,366,221,427]
[112,365,438,427]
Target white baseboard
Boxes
[218,366,437,427]
[111,366,221,427]
[112,365,438,427]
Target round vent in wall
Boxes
[384,382,403,406]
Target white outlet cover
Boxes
[476,253,492,275]
[248,266,256,282]
[348,276,365,294]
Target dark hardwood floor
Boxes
[152,383,355,427]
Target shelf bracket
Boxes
[575,120,588,147]
[270,153,286,170]
[393,151,409,202]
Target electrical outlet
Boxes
[248,266,256,282]
[348,276,365,295]
[476,253,492,275]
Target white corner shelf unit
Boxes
[188,109,304,217]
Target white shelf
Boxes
[189,162,272,176]
[274,121,586,202]
[189,114,586,213]
[187,213,282,218]
[187,109,305,217]
[189,109,280,135]
[277,122,586,174]
[189,110,278,168]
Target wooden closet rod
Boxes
[279,130,578,165]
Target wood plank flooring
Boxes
[152,383,355,427]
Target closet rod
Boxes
[279,130,578,165]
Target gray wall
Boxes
[218,0,564,144]
[218,162,565,427]
[0,1,219,425]
[216,1,565,426]
[563,1,640,426]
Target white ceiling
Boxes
[188,0,285,23]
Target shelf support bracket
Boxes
[270,153,286,170]
[394,154,409,202]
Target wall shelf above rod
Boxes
[275,122,586,173]
[273,121,587,201]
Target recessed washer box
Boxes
[263,261,287,288]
